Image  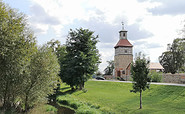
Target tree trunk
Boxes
[3,91,7,108]
[79,84,83,90]
[3,82,9,109]
[25,95,28,112]
[70,85,74,91]
[79,82,84,90]
[140,90,142,109]
[76,85,78,90]
[82,82,84,88]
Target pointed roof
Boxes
[149,63,164,70]
[114,39,133,48]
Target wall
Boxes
[114,55,133,69]
[162,73,185,84]
[114,54,133,78]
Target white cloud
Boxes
[22,0,185,72]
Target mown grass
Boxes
[58,80,185,114]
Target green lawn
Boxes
[58,80,185,114]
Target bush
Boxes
[149,72,162,82]
[117,77,120,80]
[59,100,69,105]
[70,103,78,109]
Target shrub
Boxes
[149,72,162,82]
[70,103,78,109]
[117,77,120,80]
[59,100,69,105]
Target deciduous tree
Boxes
[159,38,185,74]
[130,52,150,109]
[60,28,100,90]
[21,45,60,112]
[0,1,37,109]
[104,60,114,75]
[0,2,60,112]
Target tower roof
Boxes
[114,39,133,48]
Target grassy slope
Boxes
[59,80,185,114]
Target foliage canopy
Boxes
[0,1,60,112]
[104,60,114,75]
[159,38,185,74]
[60,28,100,89]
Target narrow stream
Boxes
[48,102,75,114]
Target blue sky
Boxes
[3,0,185,72]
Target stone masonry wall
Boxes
[163,73,185,84]
[114,55,133,69]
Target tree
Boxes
[104,60,114,75]
[130,52,150,109]
[21,45,60,112]
[159,51,174,73]
[0,2,60,112]
[60,28,100,90]
[159,38,185,74]
[46,39,66,99]
[96,71,102,76]
[0,1,37,109]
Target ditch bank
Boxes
[48,101,75,114]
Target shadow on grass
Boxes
[60,87,71,91]
[48,87,78,103]
[57,88,78,96]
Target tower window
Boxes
[125,50,127,53]
[123,33,125,37]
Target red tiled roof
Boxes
[114,39,133,48]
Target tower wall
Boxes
[114,54,133,69]
[114,54,133,80]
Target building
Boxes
[149,62,164,72]
[114,24,133,80]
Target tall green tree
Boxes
[159,51,174,73]
[104,60,114,75]
[0,2,60,112]
[21,45,60,112]
[131,52,150,109]
[159,38,185,74]
[0,1,37,109]
[60,28,100,90]
[46,39,65,99]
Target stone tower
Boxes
[114,24,133,80]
